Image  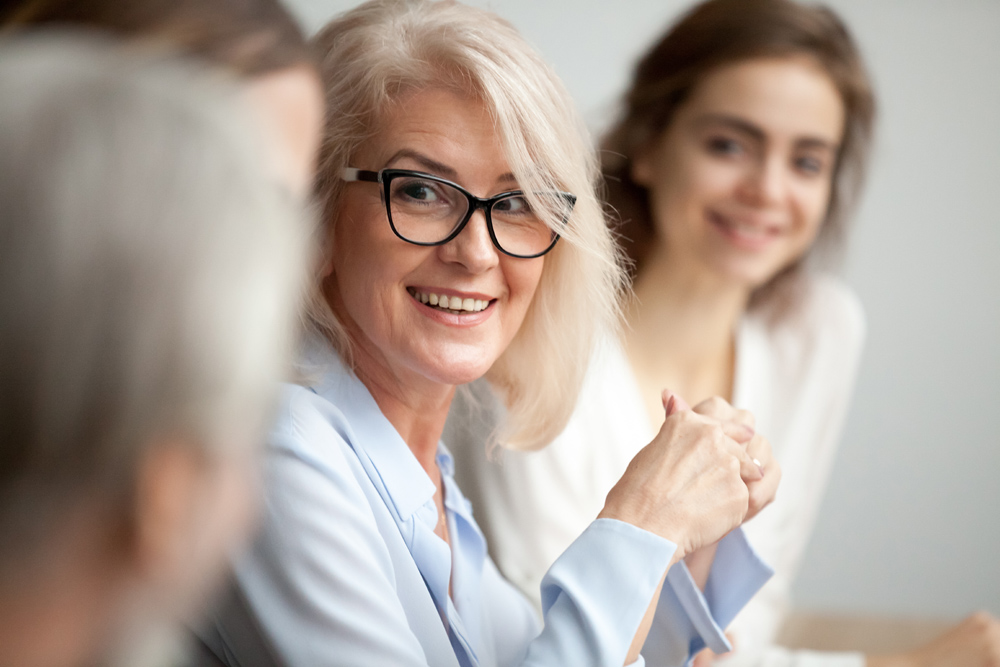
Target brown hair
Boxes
[603,0,875,310]
[1,0,311,76]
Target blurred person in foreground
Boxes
[0,36,310,667]
[1,0,324,199]
[197,0,782,665]
[448,0,1000,665]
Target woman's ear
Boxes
[130,441,206,585]
[127,437,257,619]
[630,145,655,187]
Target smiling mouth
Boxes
[708,210,782,242]
[408,288,492,314]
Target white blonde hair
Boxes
[309,0,625,450]
[0,35,310,568]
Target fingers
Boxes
[745,432,773,477]
[743,433,779,520]
[661,389,691,416]
[661,392,761,481]
[693,396,755,429]
[734,444,764,482]
[691,396,754,443]
[719,419,755,445]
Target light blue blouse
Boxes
[199,343,772,667]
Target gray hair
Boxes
[309,0,626,450]
[0,35,310,570]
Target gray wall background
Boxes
[286,0,1000,619]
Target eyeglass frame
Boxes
[340,167,575,259]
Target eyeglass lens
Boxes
[387,174,558,257]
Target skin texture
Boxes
[325,88,547,546]
[625,56,846,426]
[325,88,546,466]
[632,56,844,292]
[244,64,325,197]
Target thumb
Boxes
[662,389,692,416]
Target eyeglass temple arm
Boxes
[341,167,380,183]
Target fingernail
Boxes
[752,457,764,476]
[664,395,676,415]
[742,424,755,439]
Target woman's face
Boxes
[632,57,845,290]
[325,88,545,389]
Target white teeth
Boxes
[715,213,778,237]
[410,289,490,313]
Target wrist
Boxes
[596,506,692,561]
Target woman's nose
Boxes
[740,154,788,206]
[437,208,500,273]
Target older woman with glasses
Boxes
[198,1,779,665]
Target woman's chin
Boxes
[704,253,793,293]
[410,349,497,388]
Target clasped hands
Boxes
[600,389,781,560]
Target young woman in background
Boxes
[452,0,1000,663]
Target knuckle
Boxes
[708,422,726,441]
[725,455,742,476]
[735,408,755,427]
[676,410,696,424]
[705,396,726,410]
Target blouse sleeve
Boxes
[201,386,713,667]
[718,277,868,667]
[640,529,774,665]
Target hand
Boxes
[691,397,781,523]
[868,612,1000,667]
[691,632,736,667]
[599,390,761,559]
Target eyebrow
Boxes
[695,113,839,152]
[384,148,518,186]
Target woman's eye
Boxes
[706,136,743,156]
[794,155,826,176]
[399,181,440,202]
[495,195,530,214]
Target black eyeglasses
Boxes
[341,168,575,258]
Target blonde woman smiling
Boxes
[198,1,779,665]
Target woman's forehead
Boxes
[680,56,845,146]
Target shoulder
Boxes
[264,382,372,514]
[270,383,354,449]
[797,274,866,345]
[756,274,866,359]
